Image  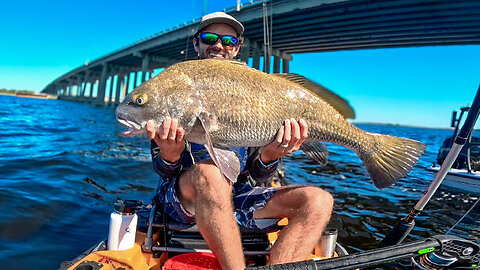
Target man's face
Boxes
[193,23,240,60]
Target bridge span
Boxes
[42,0,480,105]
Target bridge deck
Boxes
[42,0,480,104]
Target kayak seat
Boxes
[143,204,283,255]
[153,211,282,233]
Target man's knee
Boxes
[299,187,333,215]
[195,162,223,184]
[179,162,231,199]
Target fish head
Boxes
[115,67,201,136]
[115,81,167,135]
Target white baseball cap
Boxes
[197,12,244,36]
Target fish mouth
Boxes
[116,117,146,136]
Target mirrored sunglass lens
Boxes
[200,33,219,45]
[222,36,238,46]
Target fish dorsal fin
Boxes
[222,59,249,67]
[197,112,240,183]
[273,73,356,119]
[224,59,247,64]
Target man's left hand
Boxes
[260,118,308,164]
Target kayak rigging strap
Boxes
[446,196,480,235]
[160,198,169,259]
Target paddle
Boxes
[381,83,480,246]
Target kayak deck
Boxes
[62,205,346,270]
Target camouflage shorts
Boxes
[156,175,280,230]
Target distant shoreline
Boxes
[352,121,455,130]
[0,91,57,99]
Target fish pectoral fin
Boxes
[197,112,220,133]
[206,146,241,183]
[213,142,229,150]
[300,142,328,165]
[197,114,240,183]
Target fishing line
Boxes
[269,0,273,54]
[186,141,195,165]
[262,0,271,70]
[446,195,480,234]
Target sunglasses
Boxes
[198,32,239,47]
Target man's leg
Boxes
[254,186,333,264]
[177,161,245,270]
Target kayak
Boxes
[60,196,480,270]
[60,200,348,270]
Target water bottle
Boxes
[107,200,141,250]
[319,228,338,258]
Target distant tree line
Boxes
[0,88,37,95]
[0,88,56,99]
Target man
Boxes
[146,12,333,269]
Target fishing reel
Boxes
[411,236,480,269]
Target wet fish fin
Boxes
[206,146,241,183]
[197,114,240,183]
[273,73,355,119]
[361,133,426,189]
[300,142,328,165]
[212,142,230,150]
[223,59,248,66]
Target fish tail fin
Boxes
[360,133,426,189]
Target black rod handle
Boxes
[245,260,317,270]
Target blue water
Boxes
[1,94,478,269]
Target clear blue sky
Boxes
[1,0,479,128]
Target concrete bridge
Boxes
[42,0,480,105]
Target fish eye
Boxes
[135,94,148,106]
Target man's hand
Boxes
[146,117,185,163]
[260,119,308,164]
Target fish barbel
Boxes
[116,59,425,189]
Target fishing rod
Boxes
[245,235,480,270]
[381,83,480,247]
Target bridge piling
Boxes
[141,55,150,83]
[252,42,261,70]
[239,39,250,63]
[123,72,131,99]
[132,71,138,90]
[282,58,289,73]
[273,55,280,73]
[81,70,90,97]
[263,48,271,73]
[97,64,109,105]
[108,70,116,104]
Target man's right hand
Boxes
[146,117,185,163]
